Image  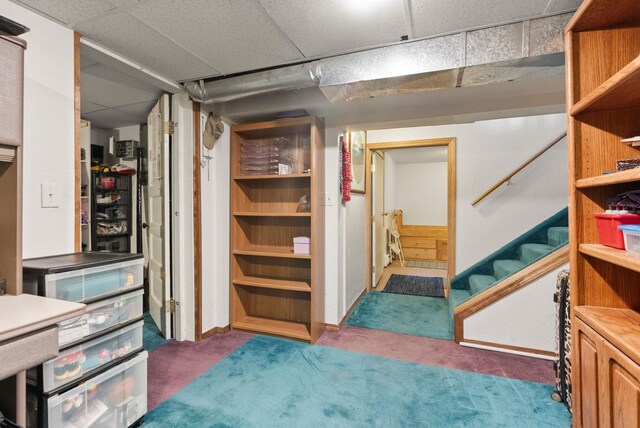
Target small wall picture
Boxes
[349,131,366,193]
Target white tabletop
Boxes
[0,294,86,342]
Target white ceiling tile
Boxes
[81,63,162,108]
[410,0,550,39]
[115,100,159,118]
[82,108,145,129]
[128,0,303,75]
[81,101,108,114]
[80,56,99,69]
[14,0,117,24]
[258,0,407,57]
[75,12,221,81]
[546,0,584,13]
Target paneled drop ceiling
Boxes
[11,0,583,129]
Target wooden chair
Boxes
[385,210,405,267]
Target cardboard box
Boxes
[293,236,310,255]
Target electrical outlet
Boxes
[41,183,60,208]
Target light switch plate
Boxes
[41,183,60,208]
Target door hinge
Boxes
[371,266,376,273]
[166,298,177,313]
[164,121,176,135]
[371,215,375,222]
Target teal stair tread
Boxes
[469,274,497,295]
[448,288,472,318]
[519,243,554,265]
[547,226,569,247]
[493,259,525,280]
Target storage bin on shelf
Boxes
[25,259,143,303]
[618,224,640,254]
[594,213,640,249]
[57,289,143,347]
[45,351,147,428]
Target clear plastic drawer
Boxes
[47,351,147,428]
[44,259,143,302]
[43,321,143,393]
[57,289,144,346]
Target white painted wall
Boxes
[344,194,367,312]
[383,154,396,211]
[463,264,568,355]
[200,111,231,332]
[367,113,568,274]
[1,1,76,258]
[325,127,342,324]
[394,161,447,225]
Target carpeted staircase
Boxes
[448,208,569,319]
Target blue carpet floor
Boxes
[346,292,453,340]
[143,335,571,427]
[143,311,170,352]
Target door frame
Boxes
[365,137,457,291]
[371,150,385,287]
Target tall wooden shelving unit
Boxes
[565,1,640,426]
[230,116,325,343]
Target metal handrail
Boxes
[471,132,567,207]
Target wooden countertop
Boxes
[0,294,86,342]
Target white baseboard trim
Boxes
[460,341,557,361]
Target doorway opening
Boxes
[366,138,456,293]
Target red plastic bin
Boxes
[594,213,640,249]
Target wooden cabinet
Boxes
[229,117,325,343]
[574,310,640,428]
[566,2,640,426]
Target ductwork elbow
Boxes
[184,80,206,103]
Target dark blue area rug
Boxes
[382,274,445,297]
[144,311,170,352]
[143,335,571,427]
[347,291,453,340]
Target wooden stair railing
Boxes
[471,132,567,207]
[453,245,569,343]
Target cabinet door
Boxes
[600,339,640,428]
[574,319,602,428]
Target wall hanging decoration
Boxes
[340,134,351,203]
[349,131,366,193]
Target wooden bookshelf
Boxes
[230,116,325,343]
[566,3,640,425]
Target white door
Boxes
[145,94,172,339]
[372,151,385,287]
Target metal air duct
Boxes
[184,13,571,105]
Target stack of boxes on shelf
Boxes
[22,253,147,428]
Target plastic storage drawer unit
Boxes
[23,252,144,303]
[57,289,144,346]
[39,320,143,393]
[47,351,148,428]
[618,224,640,254]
